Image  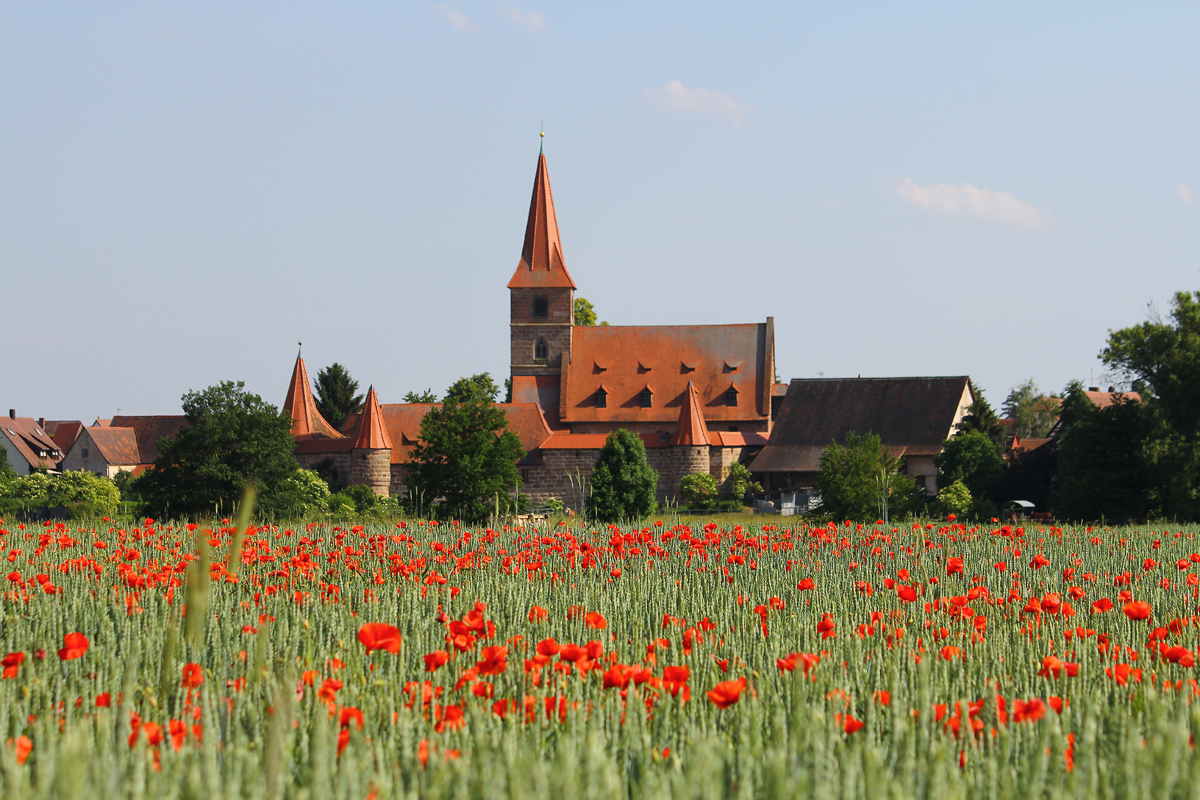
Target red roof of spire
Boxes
[507,150,578,290]
[282,354,343,440]
[670,381,711,446]
[352,386,393,450]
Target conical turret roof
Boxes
[352,386,393,450]
[283,352,343,440]
[670,381,711,446]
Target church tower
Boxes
[509,142,577,383]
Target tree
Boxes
[679,472,718,508]
[1052,381,1161,522]
[1002,379,1059,439]
[406,375,525,523]
[314,363,363,431]
[930,479,973,520]
[574,297,607,327]
[588,430,658,522]
[404,389,439,403]
[814,432,924,522]
[138,381,303,518]
[725,463,763,504]
[1101,291,1200,519]
[954,390,1006,448]
[934,429,1005,505]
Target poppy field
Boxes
[3,514,1200,799]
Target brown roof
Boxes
[44,420,84,453]
[1084,389,1140,408]
[562,322,772,425]
[0,414,64,471]
[366,402,554,464]
[109,415,189,464]
[749,377,973,474]
[670,382,711,446]
[352,386,393,450]
[511,375,563,426]
[507,150,577,290]
[84,427,141,466]
[282,354,343,440]
[1016,437,1051,452]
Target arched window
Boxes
[534,338,549,360]
[639,388,653,408]
[595,388,607,408]
[532,296,549,318]
[725,387,739,407]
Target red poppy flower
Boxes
[706,678,747,709]
[897,585,918,603]
[435,704,464,733]
[476,645,508,676]
[424,650,449,673]
[1122,601,1152,621]
[57,632,88,661]
[181,663,203,689]
[357,623,402,654]
[1,651,23,679]
[1091,598,1114,613]
[14,735,31,765]
[585,612,607,630]
[1012,698,1046,723]
[1164,646,1195,667]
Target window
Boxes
[639,389,653,408]
[725,387,738,407]
[595,388,607,408]
[82,447,89,459]
[532,296,549,318]
[534,338,549,360]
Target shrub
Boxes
[589,430,657,523]
[679,473,718,508]
[725,463,763,504]
[931,479,973,520]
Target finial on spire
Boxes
[539,126,544,154]
[297,340,302,357]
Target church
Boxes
[284,145,780,508]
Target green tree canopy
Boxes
[934,429,1005,505]
[407,375,524,523]
[1002,379,1059,439]
[1052,381,1161,523]
[574,297,607,327]
[138,381,302,518]
[954,390,1006,448]
[678,472,718,508]
[314,363,363,431]
[588,430,658,522]
[814,431,924,522]
[725,462,763,504]
[403,389,439,403]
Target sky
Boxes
[2,3,1198,421]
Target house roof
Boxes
[83,426,142,466]
[352,386,393,450]
[507,150,577,290]
[282,353,343,440]
[109,415,189,464]
[0,414,64,470]
[344,402,555,464]
[1084,389,1141,408]
[43,420,84,453]
[670,382,711,446]
[749,376,973,474]
[561,322,771,425]
[511,375,564,426]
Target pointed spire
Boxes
[670,382,711,446]
[352,386,393,450]
[283,353,342,440]
[507,148,578,290]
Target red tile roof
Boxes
[507,151,577,290]
[670,382,711,446]
[85,427,141,465]
[44,420,84,453]
[109,416,189,464]
[371,402,553,464]
[562,323,771,425]
[1084,390,1140,408]
[0,415,64,471]
[352,386,393,450]
[282,354,343,440]
[511,375,564,426]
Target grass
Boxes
[1,514,1199,798]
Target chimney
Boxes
[38,418,45,429]
[1088,386,1099,392]
[1107,386,1115,393]
[7,409,13,419]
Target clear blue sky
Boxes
[3,3,1197,420]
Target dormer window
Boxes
[595,388,607,408]
[724,387,739,407]
[639,388,653,408]
[534,338,549,361]
[533,296,549,318]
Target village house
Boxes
[748,377,975,512]
[1,410,65,475]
